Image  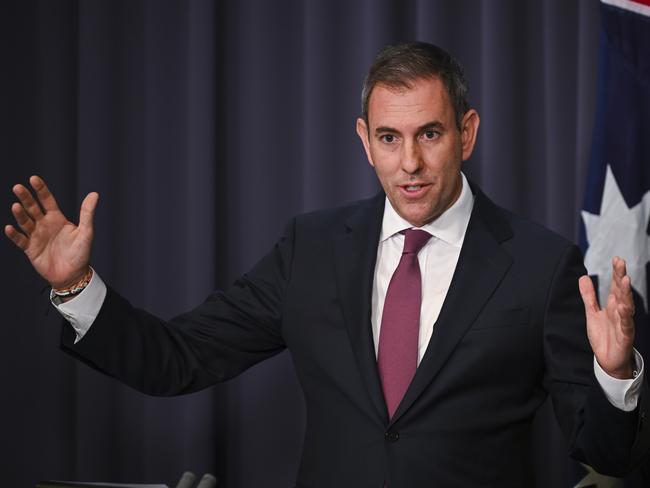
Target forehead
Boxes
[367,77,454,129]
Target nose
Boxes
[401,138,423,175]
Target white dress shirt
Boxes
[54,172,644,411]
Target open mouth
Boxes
[400,184,429,196]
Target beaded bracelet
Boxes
[52,267,94,297]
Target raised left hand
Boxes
[579,257,636,380]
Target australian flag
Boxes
[575,0,650,487]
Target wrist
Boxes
[52,267,93,297]
[604,359,636,380]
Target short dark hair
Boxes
[361,42,469,129]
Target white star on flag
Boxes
[581,164,650,312]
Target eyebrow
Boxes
[374,120,445,136]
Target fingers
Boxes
[579,275,600,314]
[79,192,99,232]
[610,256,635,316]
[10,176,62,222]
[607,256,624,297]
[29,175,61,213]
[612,257,627,291]
[4,224,29,251]
[606,257,630,308]
[11,202,35,235]
[605,257,635,339]
[612,256,627,278]
[12,183,44,221]
[617,274,635,320]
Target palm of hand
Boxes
[579,258,635,379]
[586,297,634,375]
[28,213,92,289]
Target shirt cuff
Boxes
[50,270,107,343]
[593,349,644,412]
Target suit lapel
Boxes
[390,186,514,425]
[333,193,388,423]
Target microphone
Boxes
[196,473,218,488]
[175,471,197,488]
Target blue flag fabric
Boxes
[575,1,650,487]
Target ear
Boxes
[356,117,374,167]
[460,109,480,162]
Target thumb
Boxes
[79,192,99,232]
[578,275,600,315]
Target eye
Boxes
[380,134,396,143]
[422,129,439,140]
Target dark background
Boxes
[1,0,602,486]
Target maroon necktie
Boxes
[377,229,432,419]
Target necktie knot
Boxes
[402,229,431,255]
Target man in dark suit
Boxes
[5,42,649,487]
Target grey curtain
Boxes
[1,0,601,486]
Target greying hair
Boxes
[361,42,469,129]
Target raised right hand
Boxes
[4,175,99,289]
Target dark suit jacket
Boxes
[62,183,650,487]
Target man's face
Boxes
[356,77,479,227]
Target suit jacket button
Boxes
[385,430,399,443]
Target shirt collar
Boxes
[379,172,474,247]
